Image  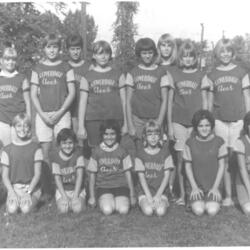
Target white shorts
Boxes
[215,120,243,148]
[173,123,193,151]
[35,111,71,142]
[55,189,86,201]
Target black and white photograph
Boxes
[0,0,250,247]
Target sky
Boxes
[35,0,250,47]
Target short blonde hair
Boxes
[177,40,198,68]
[12,113,31,129]
[214,38,235,60]
[157,33,177,65]
[2,47,17,59]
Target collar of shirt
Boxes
[100,142,119,152]
[0,70,18,77]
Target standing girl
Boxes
[184,110,227,216]
[126,37,169,139]
[87,119,135,215]
[157,33,177,69]
[203,38,250,206]
[135,120,174,216]
[157,33,178,200]
[234,112,250,214]
[1,113,43,214]
[78,40,127,149]
[0,47,31,146]
[167,40,207,205]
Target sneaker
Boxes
[175,198,185,206]
[222,197,234,207]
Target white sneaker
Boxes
[222,197,234,207]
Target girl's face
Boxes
[44,44,60,61]
[218,47,233,65]
[60,138,75,156]
[68,46,82,62]
[159,42,173,59]
[146,130,160,148]
[103,128,117,147]
[1,55,17,73]
[140,50,155,66]
[197,119,212,139]
[182,53,195,68]
[93,51,110,68]
[15,121,31,140]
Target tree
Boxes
[62,10,98,59]
[0,2,98,73]
[0,3,62,74]
[112,1,139,73]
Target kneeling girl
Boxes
[1,113,43,214]
[135,120,174,216]
[87,119,135,215]
[184,110,227,216]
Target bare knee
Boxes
[192,201,205,216]
[7,203,19,214]
[140,202,153,216]
[206,201,220,216]
[20,204,32,214]
[100,204,114,215]
[115,197,130,215]
[71,198,85,214]
[155,206,167,216]
[242,202,250,215]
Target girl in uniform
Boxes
[135,120,174,216]
[184,109,227,216]
[167,40,207,205]
[1,113,43,214]
[203,38,250,206]
[234,112,250,214]
[126,37,169,140]
[52,128,86,214]
[78,41,127,149]
[0,47,31,146]
[157,33,178,200]
[87,119,135,215]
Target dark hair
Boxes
[192,109,215,132]
[243,111,250,135]
[66,34,83,49]
[135,38,158,58]
[56,128,77,145]
[42,33,61,49]
[99,119,121,143]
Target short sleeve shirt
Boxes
[234,135,250,173]
[0,72,27,124]
[126,65,169,119]
[204,65,249,121]
[183,135,227,191]
[1,141,43,184]
[69,61,90,117]
[30,61,75,112]
[135,143,174,195]
[52,148,85,191]
[87,143,132,188]
[169,67,204,126]
[80,68,124,120]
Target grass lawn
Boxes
[0,196,250,248]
